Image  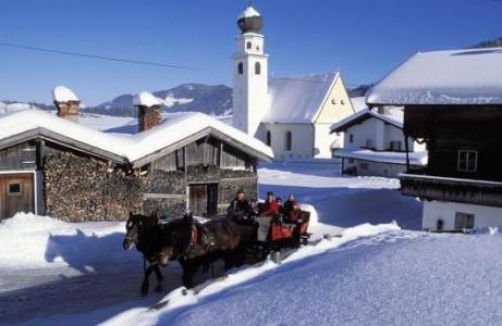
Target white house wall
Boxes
[260,123,314,159]
[342,117,422,153]
[343,158,407,178]
[314,123,342,158]
[423,200,502,231]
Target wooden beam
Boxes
[143,193,186,200]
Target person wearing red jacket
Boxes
[260,191,281,217]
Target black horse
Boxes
[123,212,244,294]
[122,212,169,296]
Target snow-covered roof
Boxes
[133,92,162,107]
[0,109,273,165]
[366,47,502,105]
[52,86,79,102]
[238,6,260,19]
[263,73,339,124]
[350,97,368,112]
[335,148,427,166]
[330,108,403,133]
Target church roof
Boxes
[366,47,502,105]
[262,73,339,124]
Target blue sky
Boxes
[0,0,500,105]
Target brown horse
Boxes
[123,212,243,294]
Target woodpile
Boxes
[44,150,142,222]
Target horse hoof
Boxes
[141,286,149,296]
[155,286,163,293]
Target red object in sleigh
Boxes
[269,211,310,242]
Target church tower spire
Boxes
[232,4,269,136]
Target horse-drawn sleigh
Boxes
[122,193,311,295]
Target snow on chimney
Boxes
[52,86,80,123]
[133,92,163,132]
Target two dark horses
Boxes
[122,212,247,295]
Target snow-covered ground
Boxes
[2,162,499,325]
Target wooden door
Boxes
[206,184,219,217]
[0,173,34,221]
[188,183,219,217]
[189,184,207,216]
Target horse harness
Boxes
[185,223,215,258]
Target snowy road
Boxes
[0,262,175,325]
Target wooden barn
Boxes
[0,90,273,222]
[367,47,502,231]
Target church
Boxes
[232,5,356,159]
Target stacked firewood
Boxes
[44,151,142,222]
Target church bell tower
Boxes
[232,5,269,137]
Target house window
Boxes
[238,62,244,75]
[266,131,271,146]
[360,163,369,170]
[255,62,261,75]
[285,131,292,151]
[331,99,336,105]
[349,134,354,143]
[246,41,252,49]
[341,100,345,105]
[455,212,475,229]
[366,139,373,149]
[8,182,22,196]
[390,141,402,151]
[457,150,477,173]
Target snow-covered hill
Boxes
[88,83,232,117]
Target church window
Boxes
[255,62,261,75]
[266,131,271,146]
[285,131,292,151]
[238,62,244,75]
[246,42,252,49]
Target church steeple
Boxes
[232,4,269,137]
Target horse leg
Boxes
[141,263,157,296]
[153,264,164,292]
[181,260,196,289]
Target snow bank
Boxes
[0,213,134,267]
[133,92,162,107]
[102,222,402,326]
[52,86,79,102]
[105,227,502,326]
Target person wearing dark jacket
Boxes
[227,190,251,220]
[283,193,301,223]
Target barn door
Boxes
[0,173,34,221]
[206,184,218,217]
[188,184,219,217]
[189,184,207,216]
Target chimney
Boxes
[377,105,391,115]
[133,92,163,132]
[52,86,80,123]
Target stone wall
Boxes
[143,198,186,217]
[186,164,220,183]
[43,150,142,222]
[143,170,185,194]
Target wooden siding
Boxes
[404,105,502,181]
[0,142,37,171]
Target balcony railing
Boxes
[400,173,502,207]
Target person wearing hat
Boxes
[227,189,251,221]
[259,191,281,217]
[283,193,301,223]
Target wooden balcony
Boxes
[400,173,502,207]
